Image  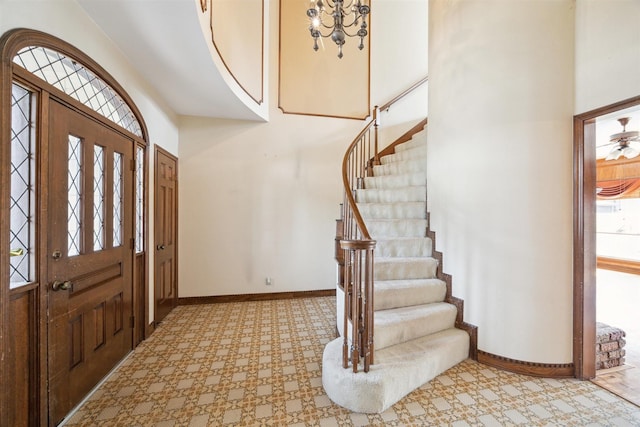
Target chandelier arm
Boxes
[341,16,366,28]
[338,26,362,38]
[313,28,337,38]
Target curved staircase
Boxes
[322,127,475,413]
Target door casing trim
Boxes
[573,95,640,380]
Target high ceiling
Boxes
[77,0,264,121]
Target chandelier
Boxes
[306,0,370,59]
[605,117,640,160]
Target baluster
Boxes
[364,243,375,370]
[351,246,361,372]
[342,249,351,369]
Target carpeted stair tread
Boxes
[374,302,458,350]
[373,159,427,176]
[374,257,438,281]
[394,134,427,152]
[368,219,428,239]
[322,328,468,413]
[380,145,427,164]
[374,237,432,257]
[374,278,445,310]
[356,186,426,203]
[364,172,426,189]
[357,202,426,220]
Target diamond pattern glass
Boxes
[68,135,83,257]
[113,152,123,247]
[93,145,105,251]
[10,83,35,287]
[14,46,143,138]
[135,146,145,253]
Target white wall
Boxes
[428,0,575,363]
[178,0,429,297]
[575,0,640,114]
[1,0,180,321]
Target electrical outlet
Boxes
[265,277,272,286]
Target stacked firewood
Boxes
[596,322,626,370]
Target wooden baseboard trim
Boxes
[178,289,336,305]
[144,321,155,340]
[477,350,574,378]
[457,322,478,361]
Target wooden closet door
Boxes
[154,148,178,324]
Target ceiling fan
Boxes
[604,117,640,160]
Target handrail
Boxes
[378,76,428,113]
[341,119,376,242]
[339,75,428,372]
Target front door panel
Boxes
[47,101,133,425]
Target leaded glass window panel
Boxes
[68,135,83,257]
[10,83,36,287]
[13,46,143,138]
[93,145,105,251]
[113,152,123,247]
[135,146,145,253]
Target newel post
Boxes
[340,239,376,373]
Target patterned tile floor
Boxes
[595,269,640,407]
[64,297,640,426]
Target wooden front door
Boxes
[154,148,178,324]
[47,100,134,425]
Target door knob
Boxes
[52,280,72,291]
[157,244,165,250]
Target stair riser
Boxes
[374,258,438,281]
[373,160,427,176]
[380,146,427,164]
[375,238,432,257]
[357,187,426,203]
[374,303,458,350]
[364,173,426,189]
[368,220,427,238]
[374,280,445,310]
[358,202,426,220]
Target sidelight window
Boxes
[9,83,36,287]
[135,145,145,253]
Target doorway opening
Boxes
[574,96,640,406]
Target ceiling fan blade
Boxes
[605,146,622,161]
[622,146,639,159]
